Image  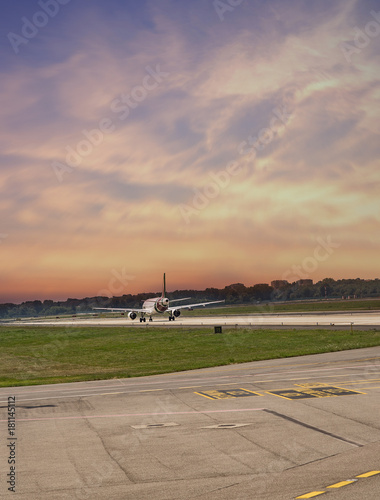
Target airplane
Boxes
[93,273,225,322]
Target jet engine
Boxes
[128,311,137,320]
[173,309,181,317]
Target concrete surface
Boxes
[0,347,379,499]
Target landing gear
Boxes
[169,316,175,321]
[149,317,153,322]
[140,317,146,323]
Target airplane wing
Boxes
[168,300,225,311]
[93,307,147,313]
[169,297,192,303]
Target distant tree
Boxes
[2,277,380,318]
[319,284,332,297]
[17,305,36,317]
[251,284,273,301]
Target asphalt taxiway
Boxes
[0,347,379,499]
[12,310,380,328]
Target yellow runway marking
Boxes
[356,470,380,478]
[220,373,380,386]
[327,479,357,488]
[194,392,215,400]
[295,492,326,498]
[181,383,238,389]
[195,388,262,399]
[334,378,380,385]
[179,386,203,389]
[295,470,379,498]
[251,373,366,384]
[268,385,365,400]
[98,392,124,396]
[354,386,380,390]
[190,356,380,375]
[239,388,263,394]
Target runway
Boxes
[0,347,379,499]
[14,310,380,328]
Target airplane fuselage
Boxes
[143,297,169,314]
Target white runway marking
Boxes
[13,311,380,327]
[0,407,266,423]
[0,362,378,403]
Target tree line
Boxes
[0,278,379,319]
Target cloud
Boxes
[0,0,379,301]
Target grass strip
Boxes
[191,298,380,316]
[0,325,379,387]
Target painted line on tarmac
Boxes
[295,471,380,498]
[251,364,380,377]
[296,492,325,498]
[1,355,378,398]
[138,389,164,392]
[4,378,376,405]
[0,376,237,401]
[331,377,380,385]
[0,374,245,399]
[267,386,366,400]
[356,470,380,477]
[179,385,213,389]
[0,407,266,423]
[195,388,263,400]
[356,385,380,389]
[326,479,357,488]
[1,370,378,405]
[202,356,380,374]
[0,363,378,404]
[0,367,377,404]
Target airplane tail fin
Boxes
[162,273,166,298]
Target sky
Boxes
[0,0,379,303]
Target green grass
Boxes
[191,298,380,316]
[1,325,380,387]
